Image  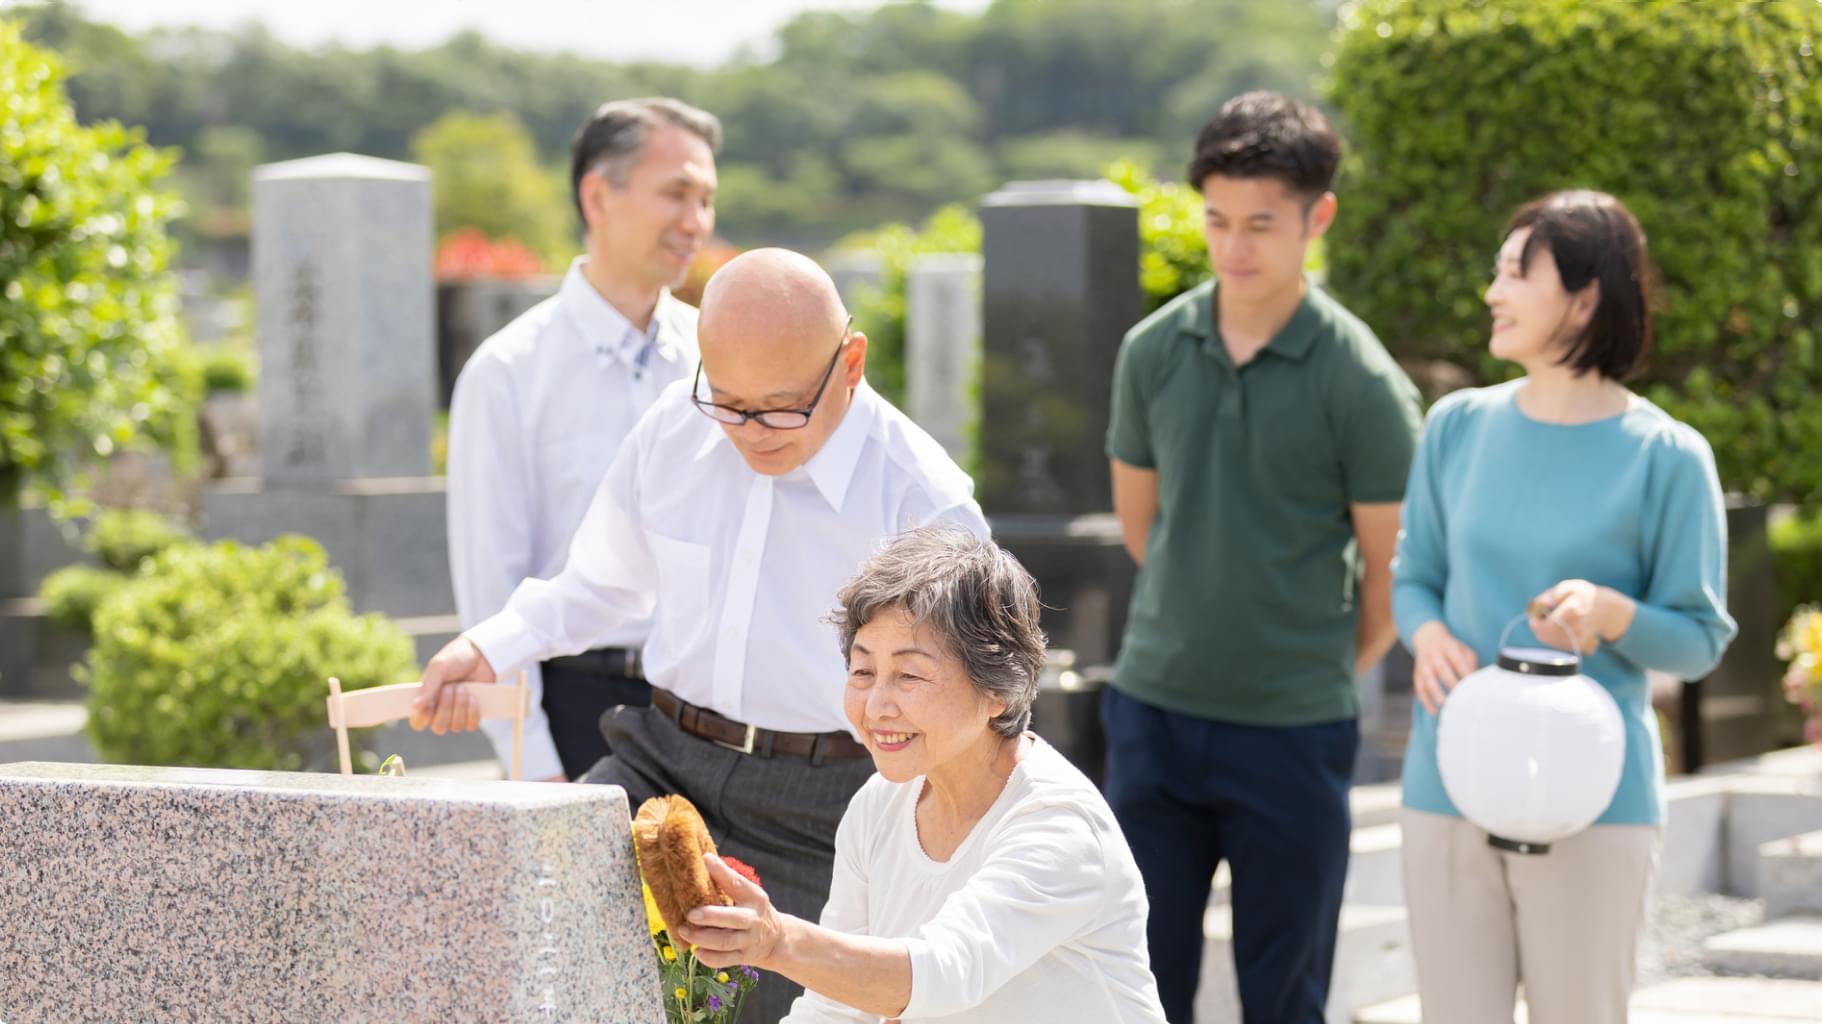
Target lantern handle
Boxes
[1496,611,1584,661]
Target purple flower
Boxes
[743,965,759,982]
[708,995,722,1012]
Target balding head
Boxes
[699,248,847,361]
[693,248,869,476]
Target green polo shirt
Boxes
[1106,279,1422,726]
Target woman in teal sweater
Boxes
[1391,190,1736,1023]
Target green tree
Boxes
[1327,0,1822,507]
[411,109,574,269]
[0,22,199,512]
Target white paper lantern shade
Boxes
[1435,616,1626,855]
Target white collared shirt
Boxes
[466,379,990,735]
[447,257,698,779]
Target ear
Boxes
[579,169,613,233]
[1305,191,1338,240]
[1568,278,1602,330]
[842,331,869,388]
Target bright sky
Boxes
[48,0,992,66]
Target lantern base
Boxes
[1488,834,1550,855]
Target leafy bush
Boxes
[1773,510,1822,633]
[1103,159,1209,312]
[200,345,255,394]
[840,204,983,408]
[85,507,193,572]
[1326,0,1822,507]
[83,535,415,771]
[38,564,127,633]
[0,23,200,513]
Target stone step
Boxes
[1760,829,1822,919]
[1199,902,1411,1024]
[1703,914,1822,977]
[1358,976,1822,1022]
[1208,820,1405,909]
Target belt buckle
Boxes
[713,722,758,755]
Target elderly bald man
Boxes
[411,247,988,1022]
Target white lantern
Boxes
[1436,618,1625,855]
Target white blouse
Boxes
[784,739,1168,1024]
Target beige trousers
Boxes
[1400,807,1661,1024]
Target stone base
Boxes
[204,476,452,618]
[0,599,88,700]
[0,761,662,1023]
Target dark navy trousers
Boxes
[1102,686,1358,1024]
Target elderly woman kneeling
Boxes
[674,526,1167,1023]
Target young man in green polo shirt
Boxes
[1104,92,1422,1023]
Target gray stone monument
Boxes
[0,761,663,1022]
[905,253,983,463]
[205,154,457,658]
[252,154,434,485]
[977,180,1141,747]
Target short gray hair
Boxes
[568,97,722,226]
[833,527,1047,738]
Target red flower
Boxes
[721,855,762,889]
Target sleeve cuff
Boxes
[467,609,546,680]
[1105,440,1154,469]
[898,937,935,1019]
[1608,601,1717,680]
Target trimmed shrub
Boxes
[83,535,415,771]
[38,564,126,633]
[200,345,255,394]
[1326,0,1822,507]
[85,507,192,572]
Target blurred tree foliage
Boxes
[0,22,200,513]
[1327,0,1822,508]
[410,110,575,269]
[14,0,1333,248]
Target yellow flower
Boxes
[663,945,677,962]
[642,882,666,937]
[717,972,729,983]
[674,987,687,1002]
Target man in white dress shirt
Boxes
[445,97,719,782]
[414,247,989,1022]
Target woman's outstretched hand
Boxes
[672,852,789,972]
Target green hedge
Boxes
[1326,0,1822,507]
[83,535,414,771]
[0,23,199,513]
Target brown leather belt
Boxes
[651,689,870,762]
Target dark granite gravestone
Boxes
[978,180,1142,517]
[977,182,1142,781]
[1681,499,1783,770]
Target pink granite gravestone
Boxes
[0,762,663,1023]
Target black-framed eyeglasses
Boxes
[690,316,853,430]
